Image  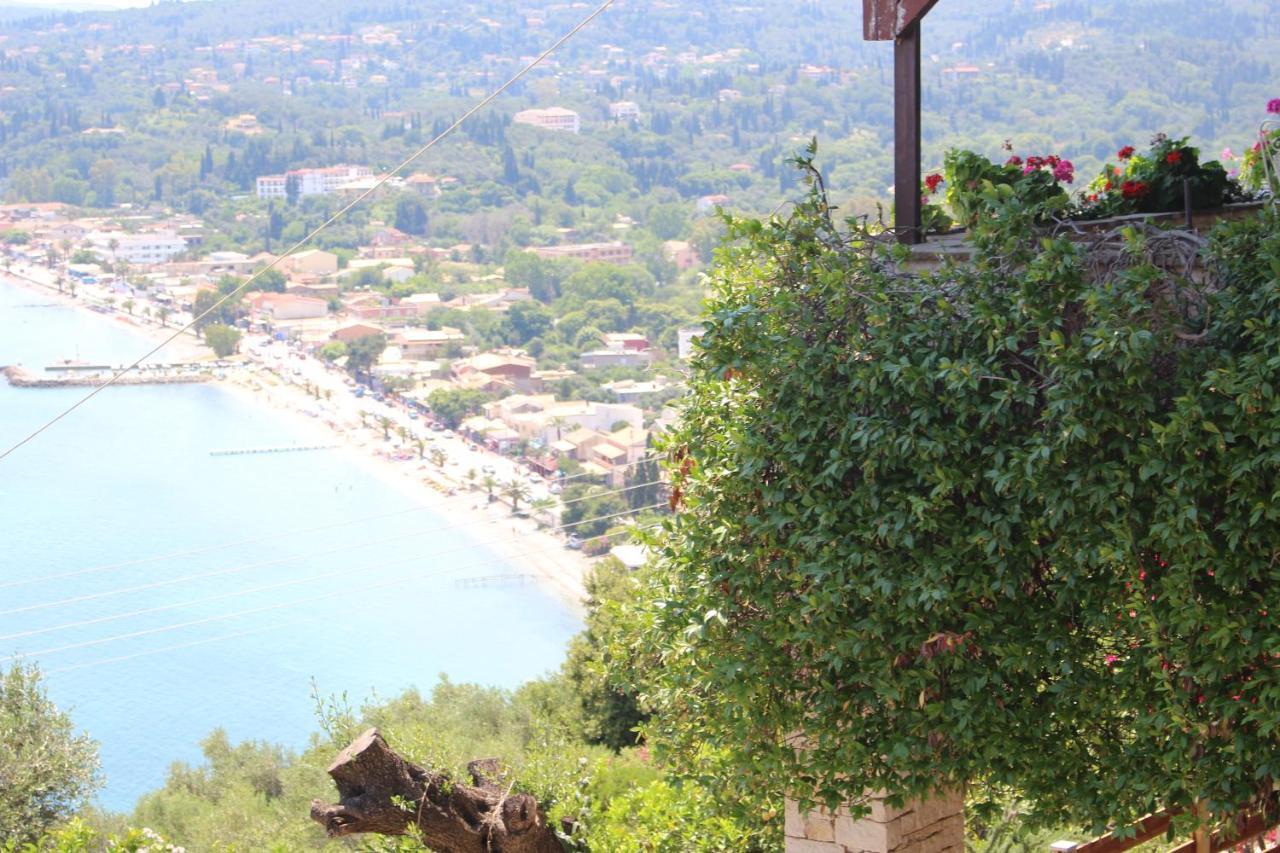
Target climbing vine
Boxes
[619,150,1280,835]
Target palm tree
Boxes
[502,479,530,514]
[413,438,426,459]
[323,389,332,402]
[530,496,556,526]
[396,425,409,445]
[122,298,135,316]
[481,474,498,501]
[157,306,171,327]
[358,410,370,428]
[465,468,478,489]
[429,447,447,467]
[378,416,392,440]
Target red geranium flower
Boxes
[1165,150,1183,165]
[1005,155,1023,167]
[924,173,944,193]
[1118,146,1135,159]
[1121,180,1149,200]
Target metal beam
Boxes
[864,0,942,40]
[894,20,922,243]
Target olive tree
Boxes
[0,662,102,844]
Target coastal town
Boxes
[0,196,684,600]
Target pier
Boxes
[2,365,214,388]
[454,573,537,589]
[209,444,338,456]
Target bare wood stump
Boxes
[309,728,562,853]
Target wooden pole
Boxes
[894,19,923,244]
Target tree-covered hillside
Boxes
[0,0,1273,240]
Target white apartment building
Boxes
[529,241,633,264]
[512,107,580,134]
[609,101,640,122]
[256,165,374,199]
[88,231,188,265]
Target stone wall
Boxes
[785,791,964,853]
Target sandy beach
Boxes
[217,372,594,612]
[1,268,208,363]
[2,268,594,612]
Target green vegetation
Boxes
[202,323,241,357]
[343,333,387,379]
[560,484,629,540]
[617,154,1280,834]
[0,663,101,847]
[4,559,771,851]
[2,0,1277,848]
[426,387,492,429]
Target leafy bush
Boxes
[0,664,101,846]
[620,152,1280,835]
[942,148,1070,225]
[1080,135,1233,217]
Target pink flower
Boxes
[1104,654,1119,666]
[1052,159,1074,183]
[1268,98,1280,114]
[1005,155,1023,167]
[1221,147,1235,161]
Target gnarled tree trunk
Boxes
[309,728,562,853]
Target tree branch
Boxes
[309,728,562,853]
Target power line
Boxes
[0,0,617,464]
[0,504,430,591]
[0,476,662,607]
[1,505,664,664]
[0,501,665,644]
[40,523,664,677]
[0,494,660,627]
[45,620,311,676]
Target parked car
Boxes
[566,534,583,550]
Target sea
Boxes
[0,278,580,811]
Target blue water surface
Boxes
[0,280,579,811]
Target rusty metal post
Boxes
[895,19,923,244]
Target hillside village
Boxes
[0,196,695,505]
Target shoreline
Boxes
[1,270,591,613]
[216,374,591,613]
[0,269,208,363]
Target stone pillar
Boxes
[785,791,964,853]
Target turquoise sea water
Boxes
[0,280,579,811]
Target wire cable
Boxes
[0,0,617,464]
[0,476,662,610]
[40,522,665,677]
[1,505,665,663]
[0,499,660,625]
[45,620,311,676]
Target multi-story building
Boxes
[512,107,580,134]
[609,101,640,122]
[255,165,373,199]
[528,241,633,265]
[88,231,187,265]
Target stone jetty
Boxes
[2,365,214,388]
